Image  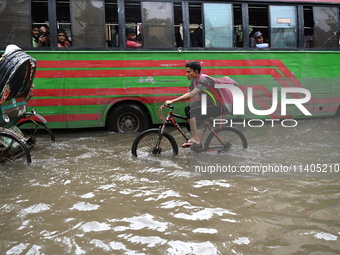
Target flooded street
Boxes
[0,118,339,254]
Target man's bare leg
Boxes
[183,117,200,146]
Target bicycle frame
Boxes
[160,106,189,141]
[159,105,226,148]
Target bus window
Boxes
[234,4,243,48]
[105,0,118,47]
[125,1,142,47]
[189,3,203,47]
[174,2,183,48]
[57,1,71,46]
[248,5,269,47]
[0,0,31,47]
[204,3,234,48]
[313,6,339,48]
[142,2,174,48]
[304,6,314,48]
[70,0,106,47]
[269,5,297,48]
[32,0,49,48]
[32,0,48,24]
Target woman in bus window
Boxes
[38,25,50,47]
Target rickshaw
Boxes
[0,44,54,164]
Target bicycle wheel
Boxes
[0,132,31,164]
[131,128,178,158]
[17,120,55,143]
[204,127,247,153]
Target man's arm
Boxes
[126,40,142,47]
[165,88,201,106]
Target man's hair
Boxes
[185,61,201,73]
[126,27,136,36]
[57,29,66,35]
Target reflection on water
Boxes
[0,119,339,254]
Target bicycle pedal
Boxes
[190,146,203,153]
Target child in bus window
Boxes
[57,29,71,48]
[126,27,142,48]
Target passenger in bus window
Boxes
[38,25,50,47]
[191,27,203,47]
[57,29,71,48]
[304,35,313,48]
[249,31,268,48]
[32,25,40,47]
[126,28,142,48]
[32,25,50,47]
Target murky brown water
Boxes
[1,118,339,254]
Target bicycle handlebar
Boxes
[162,104,174,110]
[158,104,174,121]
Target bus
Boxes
[0,0,339,132]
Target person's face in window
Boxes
[126,33,137,41]
[58,33,67,43]
[32,28,39,38]
[255,36,264,44]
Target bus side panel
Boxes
[27,51,340,129]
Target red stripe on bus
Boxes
[44,113,102,122]
[31,86,187,97]
[28,95,181,107]
[37,59,279,69]
[35,68,281,79]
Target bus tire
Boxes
[106,103,149,133]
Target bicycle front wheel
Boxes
[131,128,178,158]
[204,127,247,153]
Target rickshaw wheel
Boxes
[17,120,55,143]
[0,132,32,165]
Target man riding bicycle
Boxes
[164,61,222,148]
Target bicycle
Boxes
[131,105,247,158]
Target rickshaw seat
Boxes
[0,45,36,103]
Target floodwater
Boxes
[0,118,339,255]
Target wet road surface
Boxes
[0,118,339,254]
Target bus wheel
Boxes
[106,104,149,133]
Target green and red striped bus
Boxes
[1,0,340,132]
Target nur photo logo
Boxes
[200,85,312,127]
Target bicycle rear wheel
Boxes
[204,127,247,153]
[131,128,178,158]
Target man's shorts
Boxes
[185,100,221,121]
